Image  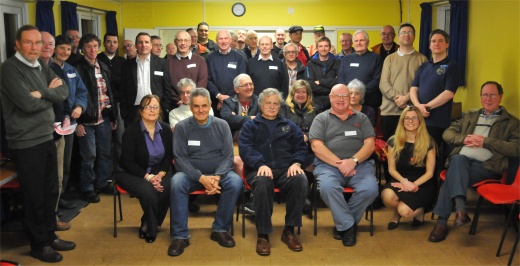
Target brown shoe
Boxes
[56,220,71,231]
[256,238,270,256]
[454,211,471,227]
[428,224,448,242]
[281,231,303,251]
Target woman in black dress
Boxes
[382,106,436,230]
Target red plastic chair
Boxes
[469,167,520,265]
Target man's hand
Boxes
[71,106,82,119]
[75,124,86,137]
[199,175,221,195]
[464,134,485,148]
[62,117,71,129]
[416,103,430,118]
[111,122,117,130]
[217,94,230,103]
[257,165,273,179]
[394,95,409,109]
[336,159,356,177]
[287,163,304,177]
[30,91,42,98]
[314,80,320,85]
[48,78,63,89]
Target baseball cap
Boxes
[314,25,325,33]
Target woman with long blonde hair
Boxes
[381,106,436,230]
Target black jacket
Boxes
[305,53,341,97]
[220,94,260,132]
[74,57,118,124]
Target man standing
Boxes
[428,81,519,242]
[39,31,54,65]
[285,26,310,66]
[310,84,378,247]
[239,88,308,256]
[121,32,173,126]
[307,25,336,56]
[65,29,82,65]
[247,36,289,96]
[237,29,247,50]
[167,30,208,105]
[379,23,427,142]
[122,39,137,59]
[338,30,382,112]
[168,88,242,256]
[197,22,217,53]
[243,30,259,60]
[151,35,163,57]
[165,43,177,57]
[305,36,341,110]
[187,28,209,59]
[206,30,246,115]
[371,25,400,63]
[272,28,287,56]
[282,43,306,88]
[409,29,460,146]
[337,32,354,57]
[1,25,74,263]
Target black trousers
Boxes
[246,168,308,234]
[10,140,59,250]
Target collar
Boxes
[136,54,151,63]
[481,106,503,117]
[175,51,193,60]
[15,52,41,69]
[140,120,162,134]
[219,48,232,55]
[329,108,355,118]
[397,48,416,57]
[258,54,273,61]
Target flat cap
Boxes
[289,25,304,33]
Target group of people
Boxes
[1,21,518,264]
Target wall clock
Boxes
[232,2,246,17]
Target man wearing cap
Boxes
[307,25,336,57]
[371,25,400,63]
[284,26,310,66]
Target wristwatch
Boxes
[216,93,221,99]
[351,157,359,165]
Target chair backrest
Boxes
[511,167,520,187]
[374,138,388,162]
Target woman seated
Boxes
[115,95,173,243]
[347,79,376,127]
[381,106,436,230]
[280,80,320,172]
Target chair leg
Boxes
[469,196,484,235]
[113,191,117,238]
[313,185,318,236]
[497,201,518,258]
[507,215,519,266]
[370,203,374,236]
[297,227,300,235]
[242,188,246,238]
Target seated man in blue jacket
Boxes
[239,88,308,256]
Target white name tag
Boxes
[187,63,196,68]
[269,66,278,70]
[350,63,359,67]
[95,73,103,79]
[345,131,357,136]
[154,71,164,76]
[227,63,237,69]
[67,73,77,78]
[188,140,200,146]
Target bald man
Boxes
[371,25,400,63]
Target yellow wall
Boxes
[27,0,519,117]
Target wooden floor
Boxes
[1,189,519,265]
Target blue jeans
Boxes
[433,154,499,218]
[77,116,113,192]
[314,159,378,231]
[170,171,242,239]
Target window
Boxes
[436,4,451,33]
[77,8,102,36]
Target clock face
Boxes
[232,3,246,17]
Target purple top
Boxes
[140,120,165,173]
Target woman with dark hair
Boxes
[115,94,173,243]
[381,106,436,230]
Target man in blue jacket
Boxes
[239,88,308,256]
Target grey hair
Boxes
[353,30,369,42]
[233,73,251,88]
[189,87,211,105]
[229,30,238,41]
[258,88,283,106]
[347,79,366,104]
[177,78,196,90]
[246,30,257,39]
[282,42,299,53]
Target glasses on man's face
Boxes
[180,91,191,95]
[381,32,395,37]
[284,51,297,55]
[239,82,253,88]
[21,40,43,47]
[404,117,419,122]
[143,105,159,110]
[331,94,349,99]
[399,31,414,36]
[480,94,498,99]
[124,44,134,48]
[152,44,163,48]
[69,35,80,40]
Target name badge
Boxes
[154,71,164,76]
[188,140,200,146]
[350,63,359,67]
[67,73,77,78]
[227,63,237,69]
[269,66,278,70]
[187,63,196,68]
[345,131,357,136]
[95,73,103,79]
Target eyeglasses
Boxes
[331,94,349,99]
[381,33,395,36]
[68,35,80,40]
[399,31,414,36]
[238,82,253,88]
[180,91,191,95]
[480,94,499,99]
[284,51,297,55]
[123,44,134,48]
[176,39,190,43]
[21,40,43,47]
[143,105,159,110]
[404,117,419,122]
[152,44,163,48]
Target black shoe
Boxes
[303,199,312,216]
[145,235,156,243]
[50,238,76,251]
[244,199,255,216]
[56,210,63,217]
[168,239,190,256]
[387,221,399,230]
[97,185,114,195]
[58,198,77,210]
[138,228,146,239]
[411,218,424,227]
[83,191,100,203]
[31,246,63,263]
[333,227,345,240]
[210,231,235,248]
[342,224,357,247]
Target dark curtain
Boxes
[419,2,432,59]
[106,11,118,36]
[61,1,78,35]
[36,0,55,36]
[449,0,469,86]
